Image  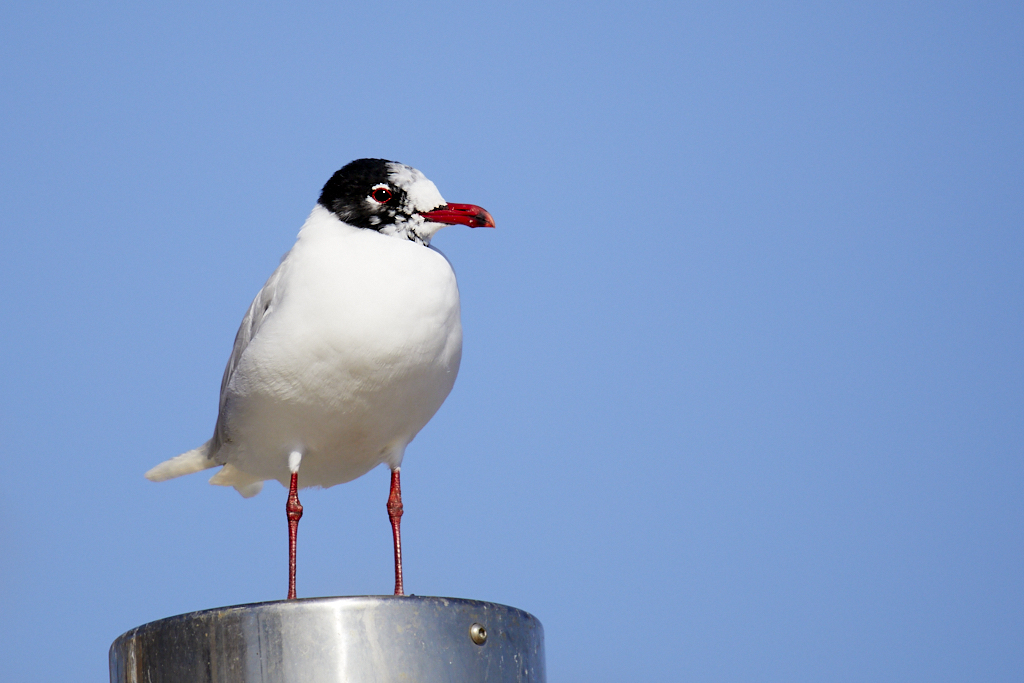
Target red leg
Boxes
[387,468,404,595]
[286,471,303,600]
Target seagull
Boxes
[145,159,494,599]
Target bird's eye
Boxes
[371,187,393,204]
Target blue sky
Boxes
[1,1,1021,681]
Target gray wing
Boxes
[210,260,289,455]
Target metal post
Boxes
[109,596,546,683]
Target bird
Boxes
[145,158,494,599]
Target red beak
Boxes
[420,203,496,228]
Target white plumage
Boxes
[145,160,489,500]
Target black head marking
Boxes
[318,158,411,230]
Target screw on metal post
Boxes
[469,622,488,645]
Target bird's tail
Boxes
[145,440,217,482]
[208,463,265,498]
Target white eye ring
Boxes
[370,184,393,204]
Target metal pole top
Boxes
[110,595,545,683]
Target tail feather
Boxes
[209,463,264,498]
[146,441,216,482]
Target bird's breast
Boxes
[213,207,470,489]
[229,226,462,429]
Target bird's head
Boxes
[318,159,495,245]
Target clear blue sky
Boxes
[1,1,1021,681]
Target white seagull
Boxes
[145,159,494,598]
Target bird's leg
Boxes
[286,451,304,600]
[387,468,404,596]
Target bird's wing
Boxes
[211,257,290,452]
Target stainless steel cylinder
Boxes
[109,596,545,683]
